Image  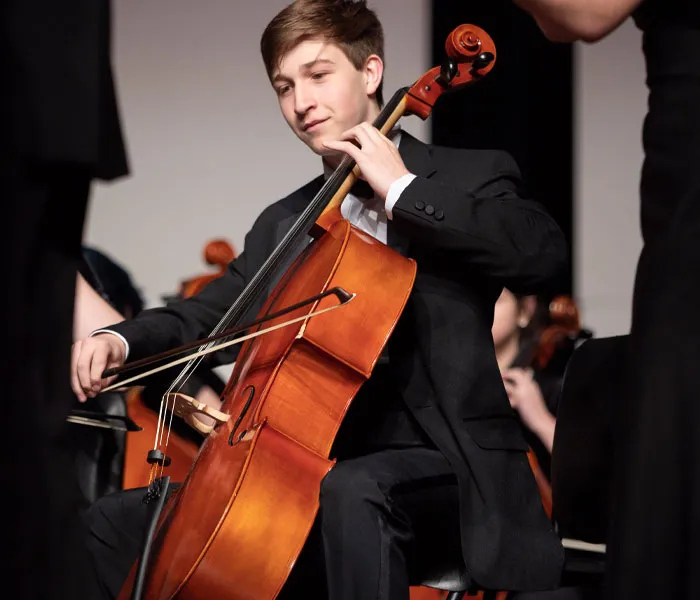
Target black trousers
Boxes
[84,445,464,600]
[0,157,94,599]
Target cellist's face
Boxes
[271,40,382,159]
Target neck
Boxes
[322,155,342,172]
[367,100,381,123]
[496,335,521,372]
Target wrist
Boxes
[90,329,129,360]
[385,172,416,219]
[530,410,556,452]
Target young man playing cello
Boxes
[73,1,567,598]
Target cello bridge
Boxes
[165,392,230,436]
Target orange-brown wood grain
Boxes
[409,586,448,600]
[118,220,416,599]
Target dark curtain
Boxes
[430,0,574,296]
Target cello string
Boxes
[128,301,355,462]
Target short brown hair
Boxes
[260,0,385,106]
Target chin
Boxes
[294,131,322,155]
[310,141,328,156]
[311,141,340,160]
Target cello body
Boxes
[123,218,416,598]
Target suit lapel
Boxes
[266,176,324,296]
[271,176,324,246]
[397,131,437,180]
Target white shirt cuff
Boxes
[90,329,130,360]
[385,173,416,220]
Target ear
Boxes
[363,54,383,97]
[518,295,537,328]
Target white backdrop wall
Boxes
[86,0,430,308]
[87,2,647,337]
[574,20,647,336]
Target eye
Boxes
[276,84,291,96]
[311,72,328,81]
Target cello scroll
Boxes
[405,25,496,119]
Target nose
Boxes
[294,83,316,117]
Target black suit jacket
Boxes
[109,133,567,590]
[0,0,128,179]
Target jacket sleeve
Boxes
[105,217,272,362]
[390,151,568,292]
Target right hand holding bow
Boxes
[71,333,127,402]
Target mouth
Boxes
[302,118,328,133]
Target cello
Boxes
[177,239,238,298]
[121,239,238,489]
[106,25,498,600]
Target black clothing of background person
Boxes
[84,132,568,598]
[0,1,128,597]
[605,2,700,598]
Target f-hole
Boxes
[228,385,255,446]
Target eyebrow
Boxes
[272,58,336,84]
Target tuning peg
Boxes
[436,57,459,86]
[471,52,495,72]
